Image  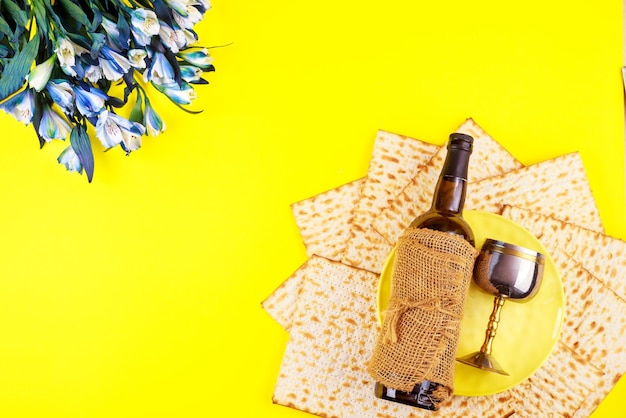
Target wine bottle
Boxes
[374,132,474,411]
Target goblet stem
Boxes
[481,296,505,355]
[456,295,509,375]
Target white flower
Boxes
[54,38,87,77]
[180,65,203,82]
[181,29,199,45]
[74,85,108,118]
[38,105,71,142]
[57,146,83,174]
[177,48,212,68]
[173,6,203,29]
[131,9,160,45]
[143,52,175,84]
[0,88,35,124]
[159,23,186,53]
[55,38,76,68]
[121,130,143,153]
[98,58,124,81]
[26,55,56,92]
[99,46,132,81]
[85,65,103,83]
[128,49,148,69]
[144,99,166,136]
[101,17,120,39]
[165,0,192,16]
[152,81,197,105]
[46,80,74,114]
[195,0,211,11]
[95,110,145,150]
[101,17,130,49]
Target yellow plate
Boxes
[377,210,564,396]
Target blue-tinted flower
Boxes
[74,85,108,118]
[143,52,175,84]
[27,55,56,91]
[46,80,75,114]
[57,145,83,174]
[173,6,203,29]
[159,23,186,53]
[144,99,166,136]
[131,9,160,46]
[99,46,132,81]
[84,65,103,83]
[95,110,145,150]
[38,105,71,142]
[101,17,120,39]
[152,81,197,105]
[177,48,212,68]
[0,88,35,124]
[180,65,203,82]
[196,0,212,12]
[1,0,212,181]
[165,0,191,16]
[101,17,130,49]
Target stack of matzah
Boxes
[262,118,626,417]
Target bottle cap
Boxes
[448,133,474,152]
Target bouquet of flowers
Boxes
[0,0,214,182]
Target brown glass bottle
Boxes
[374,132,474,411]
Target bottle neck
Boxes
[430,148,470,214]
[431,176,467,214]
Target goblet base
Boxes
[457,351,509,376]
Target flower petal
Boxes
[27,55,56,92]
[38,105,71,142]
[0,88,35,124]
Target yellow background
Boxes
[0,1,624,417]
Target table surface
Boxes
[0,1,624,417]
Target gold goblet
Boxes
[457,239,545,376]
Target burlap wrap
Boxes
[368,227,478,399]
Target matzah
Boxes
[508,341,605,416]
[266,131,439,329]
[263,178,364,330]
[271,255,609,417]
[266,120,522,329]
[501,205,624,300]
[374,152,602,246]
[551,250,626,377]
[265,118,621,416]
[291,178,365,261]
[371,118,522,253]
[341,130,440,272]
[466,153,603,232]
[261,259,309,331]
[500,206,626,415]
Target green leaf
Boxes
[88,1,102,32]
[0,32,39,101]
[2,0,28,28]
[90,32,106,60]
[58,0,91,28]
[0,15,13,38]
[70,125,94,183]
[129,90,143,124]
[31,1,49,42]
